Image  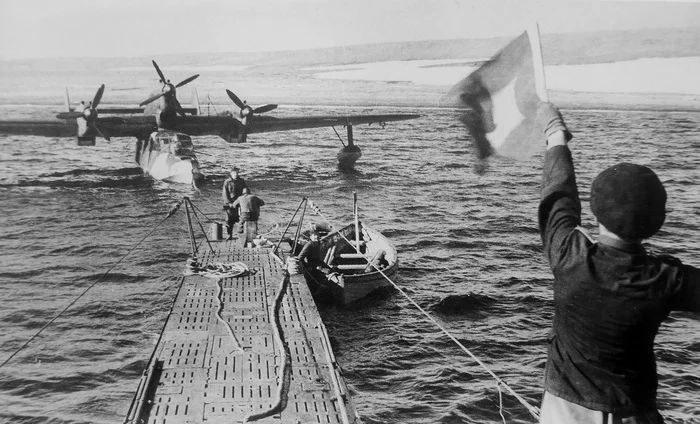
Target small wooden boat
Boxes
[310,220,398,304]
[289,194,398,305]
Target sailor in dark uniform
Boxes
[230,188,265,239]
[222,167,248,240]
[298,231,325,271]
[536,102,700,423]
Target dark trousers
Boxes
[224,207,239,236]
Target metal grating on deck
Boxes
[125,241,361,424]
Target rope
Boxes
[259,208,296,238]
[185,261,249,279]
[0,199,185,369]
[184,199,214,254]
[189,201,216,223]
[189,201,286,239]
[307,199,541,421]
[243,273,292,422]
[212,263,248,353]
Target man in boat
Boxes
[230,188,265,239]
[296,231,337,283]
[222,167,248,240]
[536,102,700,423]
[297,231,324,270]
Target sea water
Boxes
[1,105,699,423]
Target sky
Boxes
[1,0,699,60]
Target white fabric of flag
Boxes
[449,28,548,161]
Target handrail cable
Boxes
[0,197,186,369]
[183,197,214,254]
[272,197,307,256]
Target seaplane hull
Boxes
[136,131,204,184]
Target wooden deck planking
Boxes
[125,241,360,424]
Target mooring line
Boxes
[0,198,186,369]
[307,200,541,421]
[243,272,292,423]
[212,263,248,354]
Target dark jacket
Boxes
[539,145,700,413]
[231,194,265,221]
[298,240,324,268]
[222,177,247,205]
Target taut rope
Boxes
[307,199,541,422]
[0,198,186,369]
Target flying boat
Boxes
[0,60,420,184]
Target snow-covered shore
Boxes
[309,57,700,95]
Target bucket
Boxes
[210,222,223,241]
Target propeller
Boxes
[56,84,110,141]
[226,89,277,119]
[140,60,199,116]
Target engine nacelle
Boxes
[77,136,96,146]
[76,118,96,146]
[219,127,247,143]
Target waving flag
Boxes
[449,25,548,163]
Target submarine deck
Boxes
[124,240,360,424]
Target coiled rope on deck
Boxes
[307,200,541,422]
[210,262,249,354]
[0,198,186,369]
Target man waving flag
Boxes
[449,24,552,165]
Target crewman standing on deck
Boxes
[536,102,700,423]
[222,167,248,240]
[230,188,265,240]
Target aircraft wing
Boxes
[0,113,420,140]
[98,107,198,115]
[0,116,159,139]
[0,120,78,137]
[148,113,420,136]
[248,113,421,134]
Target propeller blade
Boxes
[253,104,278,114]
[56,111,84,119]
[175,74,199,88]
[139,92,165,107]
[152,60,166,83]
[93,125,110,141]
[226,89,246,109]
[92,84,105,109]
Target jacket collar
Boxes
[597,234,645,253]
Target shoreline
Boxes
[0,87,698,114]
[1,54,699,113]
[1,95,698,112]
[550,91,700,113]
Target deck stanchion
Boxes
[183,196,197,256]
[273,197,307,255]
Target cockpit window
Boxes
[172,138,195,156]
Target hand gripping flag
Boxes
[448,25,548,165]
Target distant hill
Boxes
[149,26,700,69]
[3,26,697,70]
[0,26,698,111]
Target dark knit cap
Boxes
[590,163,666,240]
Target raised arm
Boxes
[536,103,581,266]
